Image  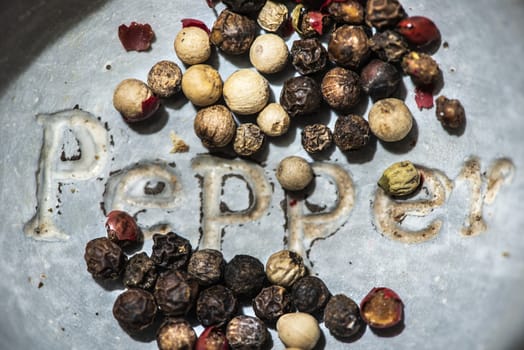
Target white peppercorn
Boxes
[276,156,314,191]
[265,249,307,288]
[174,26,211,65]
[223,69,270,115]
[257,0,288,32]
[112,78,160,123]
[256,103,290,137]
[368,98,413,142]
[276,312,321,350]
[181,64,223,107]
[249,34,289,74]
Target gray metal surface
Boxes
[1,0,524,349]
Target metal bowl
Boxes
[1,0,524,349]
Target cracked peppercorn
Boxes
[154,270,199,316]
[324,294,364,338]
[224,254,266,298]
[333,114,371,151]
[196,284,238,327]
[291,275,331,315]
[84,237,126,280]
[365,0,407,30]
[369,30,409,63]
[112,288,157,333]
[187,249,225,287]
[233,123,265,157]
[150,232,192,270]
[302,123,333,153]
[123,252,158,290]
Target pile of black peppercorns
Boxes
[84,210,404,349]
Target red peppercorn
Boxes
[105,210,142,247]
[196,326,229,350]
[360,287,404,328]
[396,16,441,47]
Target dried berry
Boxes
[360,59,401,101]
[369,30,409,63]
[118,22,154,52]
[276,312,321,350]
[174,25,211,65]
[328,25,370,69]
[194,105,237,149]
[257,0,288,33]
[321,66,362,112]
[154,270,199,316]
[187,249,225,287]
[233,123,266,157]
[290,38,328,75]
[401,51,440,86]
[365,0,407,30]
[333,114,371,151]
[266,249,307,288]
[151,232,192,270]
[224,254,266,298]
[147,60,183,98]
[181,64,223,107]
[397,16,441,48]
[360,287,404,328]
[210,9,256,55]
[249,34,289,74]
[226,315,269,350]
[326,0,365,25]
[276,156,314,191]
[435,95,466,129]
[378,160,421,197]
[196,285,238,327]
[291,275,331,315]
[368,98,413,142]
[298,10,331,37]
[157,318,197,350]
[280,76,322,117]
[112,78,160,123]
[123,252,158,290]
[105,210,142,248]
[253,285,293,323]
[256,103,291,137]
[223,0,266,15]
[84,237,126,280]
[301,123,333,153]
[324,294,364,338]
[112,288,157,333]
[223,69,270,115]
[196,326,229,350]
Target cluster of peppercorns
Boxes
[84,210,404,349]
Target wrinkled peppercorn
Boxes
[369,30,409,63]
[257,1,288,33]
[280,76,322,117]
[360,287,404,328]
[157,318,197,350]
[291,275,331,315]
[265,249,307,288]
[154,270,199,316]
[196,326,229,350]
[360,59,401,101]
[333,114,370,151]
[224,254,266,298]
[84,237,126,280]
[365,0,407,30]
[123,252,158,290]
[321,67,362,112]
[326,0,365,25]
[222,0,266,15]
[435,95,466,129]
[324,294,364,338]
[401,51,440,86]
[298,10,332,38]
[105,210,142,248]
[196,285,238,327]
[187,249,225,287]
[290,38,328,76]
[233,123,266,157]
[210,10,256,55]
[226,315,269,350]
[151,232,192,270]
[112,288,157,333]
[301,123,333,153]
[328,25,370,70]
[253,285,293,324]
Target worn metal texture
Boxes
[1,0,524,349]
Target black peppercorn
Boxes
[84,237,126,280]
[324,294,364,339]
[226,315,269,350]
[365,0,407,30]
[112,288,157,333]
[187,249,225,287]
[196,284,238,327]
[435,95,466,129]
[321,67,362,112]
[369,30,409,63]
[360,59,401,101]
[280,76,322,117]
[301,123,333,153]
[123,252,158,290]
[151,232,192,270]
[210,9,257,55]
[222,0,266,15]
[333,114,371,151]
[290,38,328,76]
[291,275,331,315]
[154,270,199,316]
[224,254,266,298]
[328,25,370,70]
[253,285,293,324]
[157,318,197,350]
